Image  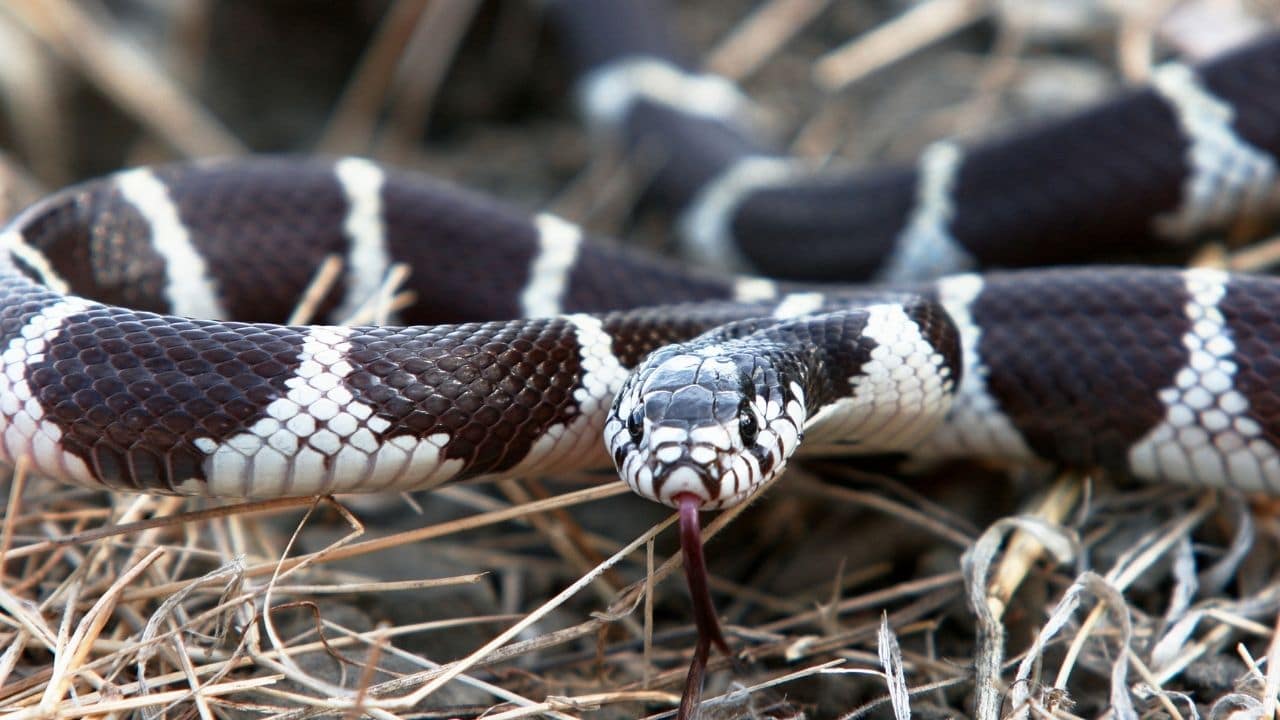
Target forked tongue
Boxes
[675,492,733,719]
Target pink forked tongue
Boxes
[675,493,733,719]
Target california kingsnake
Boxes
[1,154,1279,507]
[554,0,1280,282]
[3,4,1280,509]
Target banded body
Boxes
[2,160,1280,507]
[606,300,962,508]
[553,0,1280,281]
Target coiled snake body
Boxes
[9,8,1280,717]
[2,156,1280,509]
[4,7,1280,510]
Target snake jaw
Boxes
[647,454,762,510]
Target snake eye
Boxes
[739,410,759,445]
[627,406,645,443]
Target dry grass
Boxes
[7,458,1280,718]
[2,1,1280,718]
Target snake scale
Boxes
[6,4,1280,715]
[3,6,1280,505]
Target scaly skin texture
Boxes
[605,304,961,509]
[5,163,1280,503]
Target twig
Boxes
[318,0,431,155]
[704,0,830,81]
[286,255,345,325]
[374,0,482,159]
[812,0,989,92]
[1,0,244,157]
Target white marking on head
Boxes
[1128,268,1280,491]
[116,168,227,320]
[333,157,396,324]
[606,345,806,510]
[657,464,708,500]
[520,214,583,318]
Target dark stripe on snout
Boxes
[650,461,722,503]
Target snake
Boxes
[554,1,1280,282]
[6,12,1280,715]
[2,5,1280,511]
[2,153,1280,510]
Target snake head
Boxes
[604,346,806,510]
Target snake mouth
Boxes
[652,462,718,507]
[648,458,758,510]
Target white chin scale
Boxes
[650,463,759,511]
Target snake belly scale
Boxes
[2,158,1280,508]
